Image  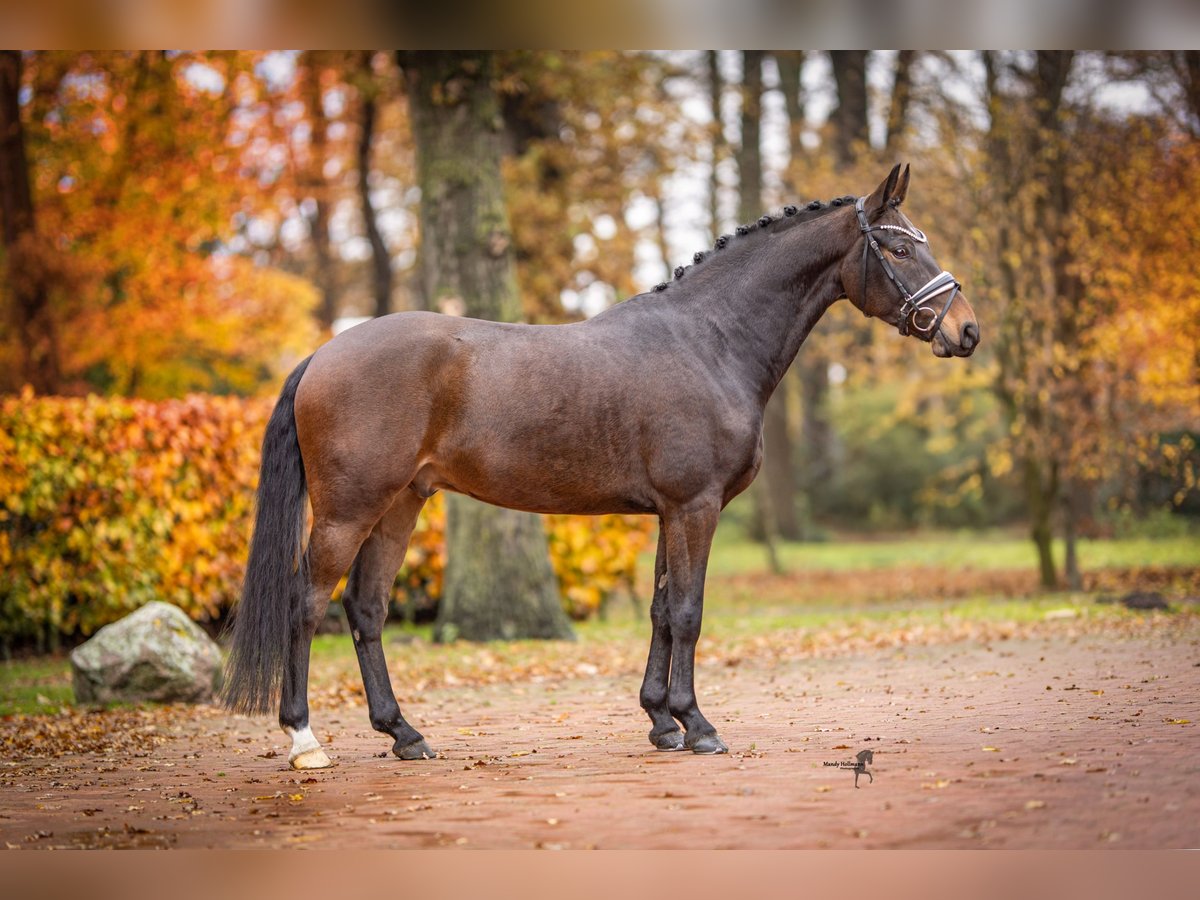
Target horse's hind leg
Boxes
[342,489,435,760]
[281,512,383,769]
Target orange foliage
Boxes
[0,51,319,398]
[0,390,270,647]
[1074,125,1200,420]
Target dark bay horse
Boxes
[224,165,979,768]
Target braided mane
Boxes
[652,195,858,292]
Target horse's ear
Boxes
[864,163,903,219]
[893,164,911,207]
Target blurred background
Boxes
[1,51,1197,678]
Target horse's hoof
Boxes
[394,738,437,760]
[290,747,333,770]
[651,729,686,751]
[688,734,728,755]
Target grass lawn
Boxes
[0,656,74,718]
[703,524,1200,576]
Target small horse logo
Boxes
[853,749,874,788]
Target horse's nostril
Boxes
[961,322,980,350]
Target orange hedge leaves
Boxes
[0,390,270,648]
[0,392,653,648]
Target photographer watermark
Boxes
[823,749,875,787]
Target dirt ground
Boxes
[2,626,1198,849]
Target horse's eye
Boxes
[892,246,910,259]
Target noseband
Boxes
[855,196,960,340]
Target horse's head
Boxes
[856,748,874,764]
[842,164,979,358]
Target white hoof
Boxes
[290,747,333,770]
[284,725,331,769]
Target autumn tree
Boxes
[794,53,873,525]
[400,50,573,642]
[885,51,916,155]
[731,51,792,558]
[298,51,339,329]
[1,51,318,398]
[499,51,696,322]
[355,51,393,319]
[980,51,1078,587]
[0,51,59,393]
[828,51,869,167]
[1062,114,1200,537]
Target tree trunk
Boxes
[302,52,338,329]
[985,51,1079,589]
[707,50,724,242]
[436,494,573,641]
[829,51,869,166]
[775,50,819,539]
[651,189,672,282]
[1175,51,1200,133]
[1026,457,1059,589]
[402,50,573,643]
[736,51,795,550]
[1036,51,1089,592]
[797,356,835,524]
[0,50,58,393]
[884,50,916,155]
[773,51,805,163]
[762,387,799,540]
[794,53,868,529]
[1062,482,1083,591]
[357,52,392,319]
[0,52,34,248]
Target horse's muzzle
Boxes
[932,321,979,358]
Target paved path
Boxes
[3,628,1197,848]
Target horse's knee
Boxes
[669,607,702,644]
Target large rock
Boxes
[70,602,222,704]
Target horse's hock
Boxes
[70,601,222,705]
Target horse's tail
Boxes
[222,355,314,715]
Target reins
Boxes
[854,196,960,341]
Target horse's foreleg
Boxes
[639,524,684,750]
[280,515,377,769]
[662,498,726,754]
[342,490,435,761]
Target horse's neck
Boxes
[682,217,852,408]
